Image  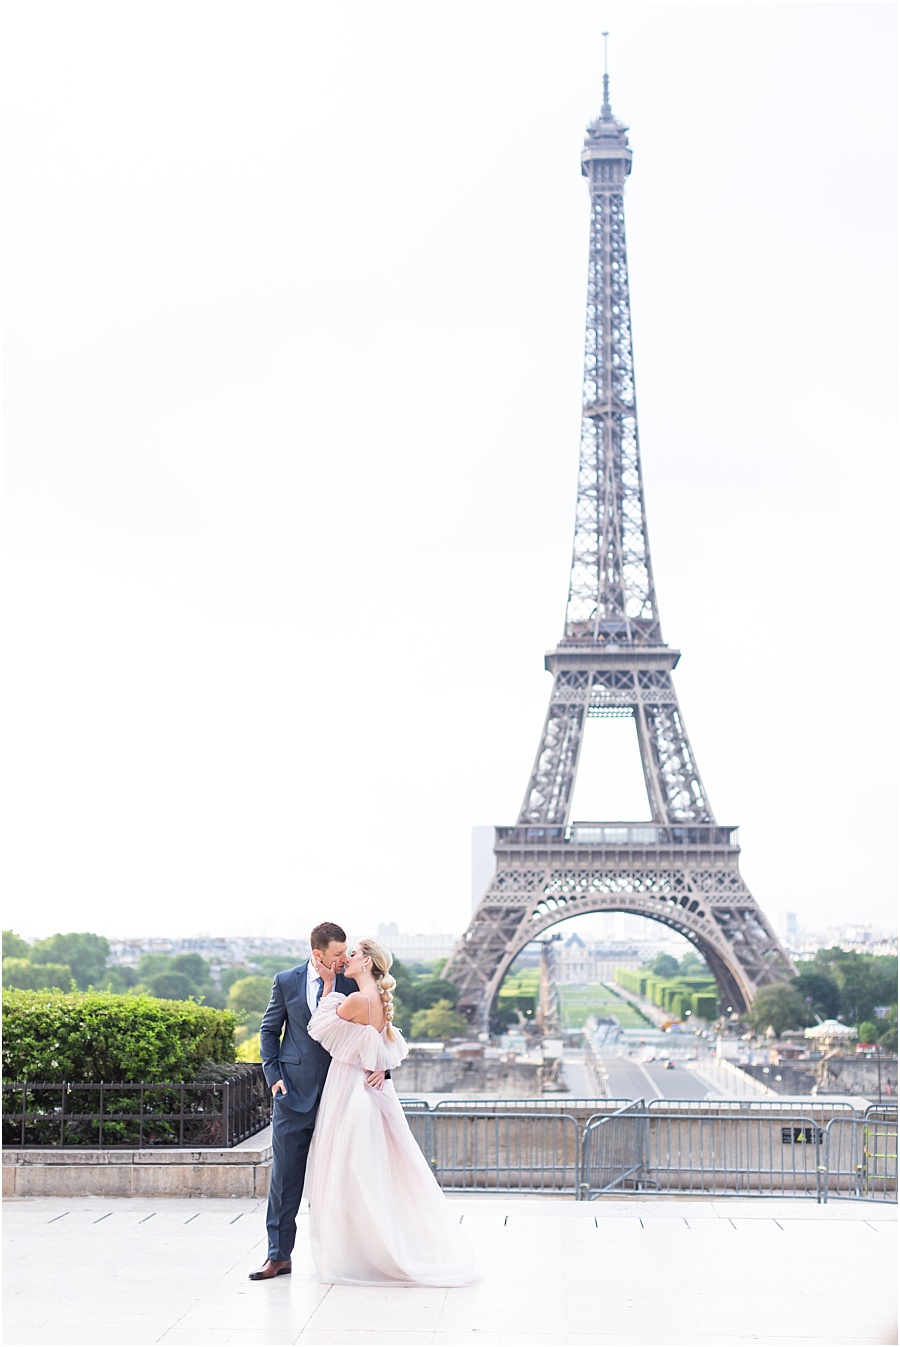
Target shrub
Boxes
[2,989,236,1082]
[2,958,73,990]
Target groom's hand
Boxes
[271,1080,286,1097]
[365,1070,386,1091]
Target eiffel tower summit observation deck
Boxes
[444,60,795,1033]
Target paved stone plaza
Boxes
[3,1194,896,1346]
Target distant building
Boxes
[107,934,309,972]
[555,933,646,985]
[471,827,496,912]
[789,924,897,958]
[375,925,458,966]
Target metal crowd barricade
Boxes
[580,1101,647,1197]
[821,1110,898,1204]
[643,1110,825,1197]
[404,1109,582,1194]
[645,1097,857,1118]
[395,1100,898,1203]
[429,1097,634,1115]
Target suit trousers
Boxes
[266,1098,317,1262]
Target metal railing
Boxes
[580,1101,647,1196]
[644,1097,857,1118]
[495,823,738,848]
[820,1111,898,1204]
[2,1068,270,1149]
[405,1110,582,1194]
[398,1100,897,1203]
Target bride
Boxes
[305,936,478,1286]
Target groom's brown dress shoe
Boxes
[249,1259,292,1280]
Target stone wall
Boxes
[814,1055,898,1097]
[396,1052,543,1096]
[3,1131,273,1199]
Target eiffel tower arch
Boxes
[444,64,795,1032]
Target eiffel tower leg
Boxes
[518,686,586,826]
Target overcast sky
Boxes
[2,1,896,946]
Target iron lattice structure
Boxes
[444,76,795,1030]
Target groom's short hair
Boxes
[310,921,346,952]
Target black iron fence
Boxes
[2,1066,270,1149]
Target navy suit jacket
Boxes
[259,961,359,1115]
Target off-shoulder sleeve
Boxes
[308,992,410,1071]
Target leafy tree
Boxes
[409,977,460,1012]
[489,1004,520,1034]
[678,949,709,976]
[251,953,309,978]
[170,953,210,984]
[101,966,138,993]
[137,953,176,982]
[145,971,197,1001]
[746,984,813,1038]
[792,972,842,1020]
[806,950,898,1023]
[857,1021,880,1044]
[3,930,30,959]
[410,999,467,1040]
[227,976,273,1016]
[877,1004,898,1053]
[220,965,252,995]
[391,959,416,1000]
[2,957,72,990]
[650,953,679,978]
[31,933,109,990]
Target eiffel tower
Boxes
[444,61,795,1032]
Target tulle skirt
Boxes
[305,1061,479,1286]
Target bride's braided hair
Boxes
[358,937,397,1041]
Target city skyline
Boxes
[3,3,896,941]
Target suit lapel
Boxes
[297,960,313,1024]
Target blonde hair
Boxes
[358,937,397,1041]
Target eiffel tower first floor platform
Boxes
[444,822,796,1032]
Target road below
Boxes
[599,1056,712,1101]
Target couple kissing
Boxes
[249,921,478,1287]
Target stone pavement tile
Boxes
[309,1300,445,1331]
[804,1292,897,1339]
[432,1336,503,1346]
[297,1334,433,1345]
[157,1334,240,1345]
[436,1306,563,1335]
[3,1331,164,1346]
[225,1331,306,1345]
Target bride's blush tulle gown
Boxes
[305,992,479,1286]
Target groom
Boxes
[249,920,386,1281]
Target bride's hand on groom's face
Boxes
[313,951,341,985]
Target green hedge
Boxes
[614,967,720,1021]
[2,989,236,1083]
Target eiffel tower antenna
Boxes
[444,69,795,1033]
[601,31,611,118]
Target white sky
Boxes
[2,1,896,945]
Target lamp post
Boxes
[876,1044,883,1105]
